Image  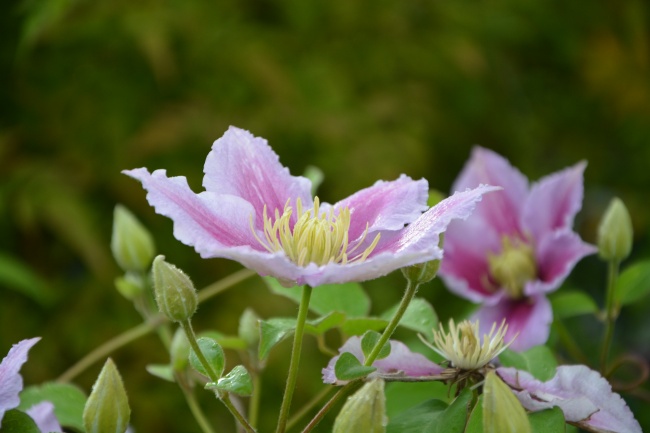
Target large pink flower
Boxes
[439,147,596,350]
[125,127,497,287]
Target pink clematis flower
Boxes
[125,127,497,287]
[439,147,597,351]
[0,338,62,432]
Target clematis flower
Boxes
[439,147,597,350]
[322,336,443,385]
[125,127,497,287]
[498,365,642,433]
[0,338,62,432]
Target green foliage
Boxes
[207,365,253,396]
[361,330,391,360]
[386,388,472,433]
[19,382,87,432]
[0,252,55,305]
[380,297,438,340]
[334,352,376,381]
[499,346,557,381]
[550,290,598,319]
[0,409,41,433]
[189,337,225,378]
[529,408,566,433]
[615,260,650,306]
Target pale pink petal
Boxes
[322,337,443,385]
[452,147,528,235]
[473,295,552,351]
[525,230,597,297]
[203,126,312,223]
[26,401,62,433]
[124,169,262,254]
[303,186,499,287]
[0,337,40,426]
[522,162,586,242]
[331,175,428,241]
[440,215,503,302]
[498,365,642,433]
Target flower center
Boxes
[250,196,381,267]
[428,319,512,371]
[487,236,536,299]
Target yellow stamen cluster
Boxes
[487,236,537,299]
[427,319,512,371]
[250,197,381,267]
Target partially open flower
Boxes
[426,319,513,371]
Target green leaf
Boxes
[198,330,247,350]
[306,311,346,335]
[386,388,472,433]
[146,364,175,382]
[380,297,438,340]
[0,409,41,433]
[361,330,391,360]
[264,277,371,316]
[465,396,483,433]
[208,365,253,396]
[499,346,557,381]
[615,260,650,306]
[19,382,87,432]
[0,252,55,305]
[334,352,376,381]
[259,318,295,361]
[529,407,566,433]
[550,290,598,319]
[340,317,387,336]
[189,337,225,379]
[385,381,449,418]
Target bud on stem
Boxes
[152,255,198,322]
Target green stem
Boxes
[57,315,166,383]
[181,320,256,433]
[275,285,313,433]
[301,279,420,432]
[555,320,590,365]
[287,386,335,431]
[175,373,217,433]
[249,371,262,429]
[365,280,420,366]
[198,268,256,303]
[600,259,620,374]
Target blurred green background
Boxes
[1,0,649,431]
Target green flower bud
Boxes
[152,255,198,322]
[111,205,156,272]
[333,379,386,433]
[83,358,131,433]
[238,308,260,348]
[114,272,146,300]
[170,328,191,372]
[483,371,531,433]
[401,259,441,284]
[598,197,633,262]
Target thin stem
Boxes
[175,373,217,433]
[181,320,256,433]
[287,386,335,431]
[275,285,313,433]
[600,259,620,374]
[554,320,590,365]
[248,371,262,429]
[198,268,256,303]
[365,280,420,366]
[57,315,166,382]
[300,382,361,433]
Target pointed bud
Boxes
[83,358,130,433]
[111,205,155,272]
[598,197,633,262]
[483,371,531,433]
[114,272,145,300]
[170,328,190,372]
[333,379,386,433]
[238,308,260,348]
[152,255,198,322]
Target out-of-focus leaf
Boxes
[550,290,598,319]
[199,330,247,350]
[259,318,295,361]
[306,311,346,335]
[615,260,650,306]
[380,297,438,340]
[0,252,55,305]
[529,407,565,433]
[386,388,472,433]
[499,346,557,381]
[264,277,371,316]
[340,317,387,336]
[0,409,41,433]
[146,364,175,382]
[19,382,86,432]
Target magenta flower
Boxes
[322,336,443,385]
[439,147,597,350]
[0,338,62,432]
[498,366,642,433]
[125,127,497,287]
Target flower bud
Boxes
[170,328,190,372]
[598,197,633,262]
[114,272,145,300]
[83,358,130,433]
[152,255,198,322]
[111,205,156,272]
[401,260,440,284]
[333,379,386,433]
[483,371,531,433]
[238,308,260,348]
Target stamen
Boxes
[250,196,381,267]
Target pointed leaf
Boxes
[498,346,557,381]
[361,331,391,360]
[189,337,225,379]
[306,312,346,335]
[615,260,650,306]
[380,298,438,340]
[145,364,175,382]
[19,382,86,432]
[208,365,253,396]
[0,409,41,433]
[386,388,472,433]
[334,352,376,381]
[259,318,295,361]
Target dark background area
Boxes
[1,0,649,431]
